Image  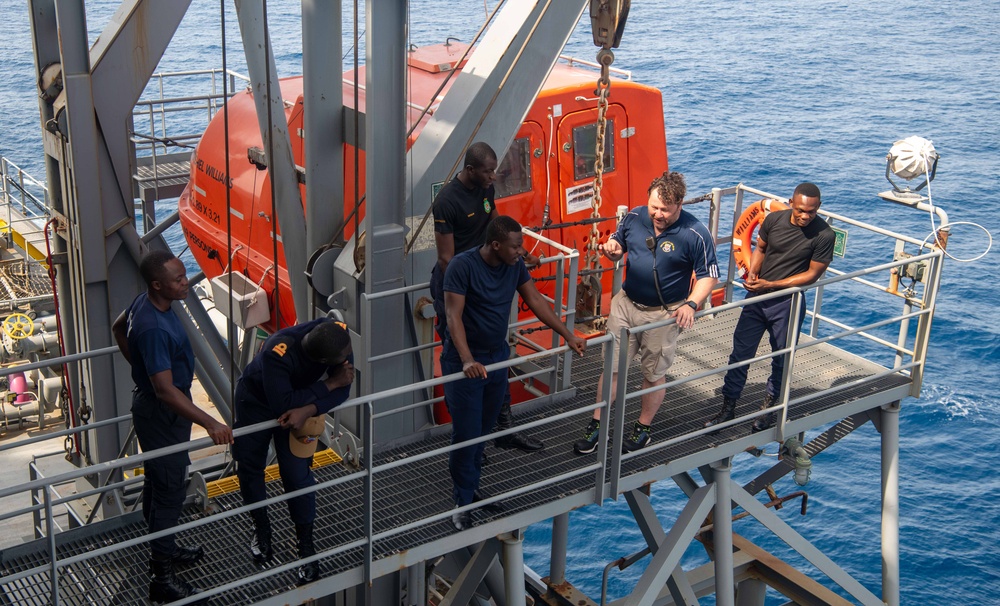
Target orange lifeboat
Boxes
[179,42,670,332]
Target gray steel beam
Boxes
[361,0,426,441]
[404,0,588,223]
[729,483,884,606]
[440,540,501,606]
[711,460,734,606]
[880,402,900,606]
[50,0,192,469]
[302,0,344,318]
[406,561,426,606]
[734,579,766,606]
[549,512,569,586]
[28,0,83,459]
[729,535,853,606]
[502,531,526,606]
[234,0,309,323]
[625,484,716,606]
[624,490,699,606]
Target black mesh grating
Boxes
[1,308,909,604]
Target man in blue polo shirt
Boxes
[573,171,719,455]
[234,318,354,585]
[442,215,586,530]
[113,249,233,604]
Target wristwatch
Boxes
[682,300,698,311]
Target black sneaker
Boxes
[622,421,652,453]
[751,394,777,433]
[451,510,473,531]
[572,419,601,455]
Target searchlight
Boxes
[878,136,939,204]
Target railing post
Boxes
[30,462,42,539]
[594,335,614,503]
[43,488,60,605]
[363,400,374,603]
[725,186,747,303]
[608,326,630,499]
[908,250,942,396]
[551,255,565,393]
[563,251,580,391]
[549,512,569,586]
[776,291,804,442]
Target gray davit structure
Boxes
[0,1,944,605]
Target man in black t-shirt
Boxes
[704,183,836,433]
[430,142,544,453]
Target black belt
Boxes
[629,297,683,312]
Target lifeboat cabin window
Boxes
[572,120,615,181]
[495,137,533,199]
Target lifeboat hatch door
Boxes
[556,105,629,330]
[494,121,547,231]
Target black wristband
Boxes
[683,300,698,311]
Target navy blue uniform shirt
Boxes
[610,207,719,306]
[236,318,352,417]
[124,293,194,397]
[442,248,531,351]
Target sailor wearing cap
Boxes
[233,318,354,585]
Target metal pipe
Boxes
[139,210,180,243]
[172,300,233,419]
[407,561,426,606]
[550,512,568,586]
[712,459,734,606]
[503,531,526,606]
[0,346,118,378]
[44,488,59,605]
[881,401,901,606]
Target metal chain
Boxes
[588,48,615,271]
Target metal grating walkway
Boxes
[135,152,192,203]
[0,308,910,604]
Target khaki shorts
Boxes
[605,290,684,382]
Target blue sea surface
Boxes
[1,1,998,604]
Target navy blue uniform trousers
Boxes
[441,340,508,507]
[233,397,316,525]
[722,294,806,401]
[131,390,192,559]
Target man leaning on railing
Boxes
[704,182,835,433]
[441,215,586,531]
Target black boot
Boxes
[295,522,319,585]
[250,508,273,564]
[493,399,544,451]
[751,394,778,434]
[170,544,204,566]
[704,397,738,434]
[149,557,205,604]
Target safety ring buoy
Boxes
[732,198,789,279]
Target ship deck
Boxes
[0,307,911,605]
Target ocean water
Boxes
[1,1,998,604]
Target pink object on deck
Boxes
[9,372,32,403]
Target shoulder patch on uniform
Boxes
[271,343,288,357]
